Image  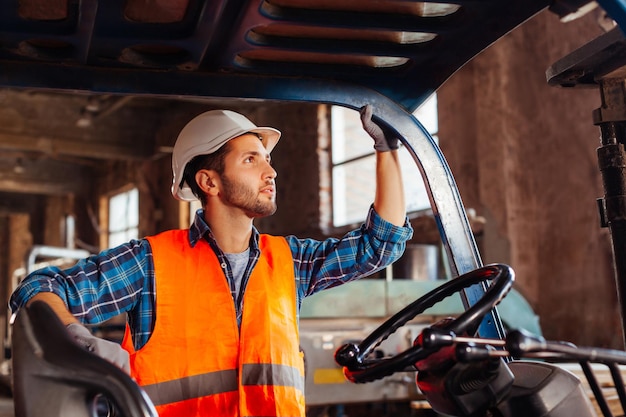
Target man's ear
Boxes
[195,169,219,196]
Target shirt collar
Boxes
[188,208,260,250]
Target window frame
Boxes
[328,96,439,229]
[99,184,139,249]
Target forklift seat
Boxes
[11,300,157,417]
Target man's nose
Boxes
[264,161,277,179]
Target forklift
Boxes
[9,0,626,416]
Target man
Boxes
[10,106,413,416]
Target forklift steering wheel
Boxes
[334,263,514,383]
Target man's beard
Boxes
[220,173,277,217]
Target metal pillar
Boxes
[594,78,626,347]
[546,27,626,348]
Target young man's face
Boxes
[218,133,277,218]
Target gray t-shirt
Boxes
[225,249,250,298]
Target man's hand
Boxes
[360,105,399,152]
[67,323,130,373]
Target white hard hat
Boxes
[171,110,281,201]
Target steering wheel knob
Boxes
[335,343,360,367]
[419,327,456,349]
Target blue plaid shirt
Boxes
[10,207,412,350]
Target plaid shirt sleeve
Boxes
[9,239,154,336]
[288,205,413,302]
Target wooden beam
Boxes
[0,158,90,195]
[0,131,154,160]
[0,177,83,195]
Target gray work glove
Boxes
[67,323,130,374]
[360,104,399,152]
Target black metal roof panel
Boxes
[0,0,562,111]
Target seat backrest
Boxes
[11,300,158,417]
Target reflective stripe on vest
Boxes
[142,369,237,406]
[122,230,305,417]
[142,364,305,406]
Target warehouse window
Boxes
[331,95,438,227]
[107,187,139,247]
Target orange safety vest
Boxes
[121,229,305,417]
